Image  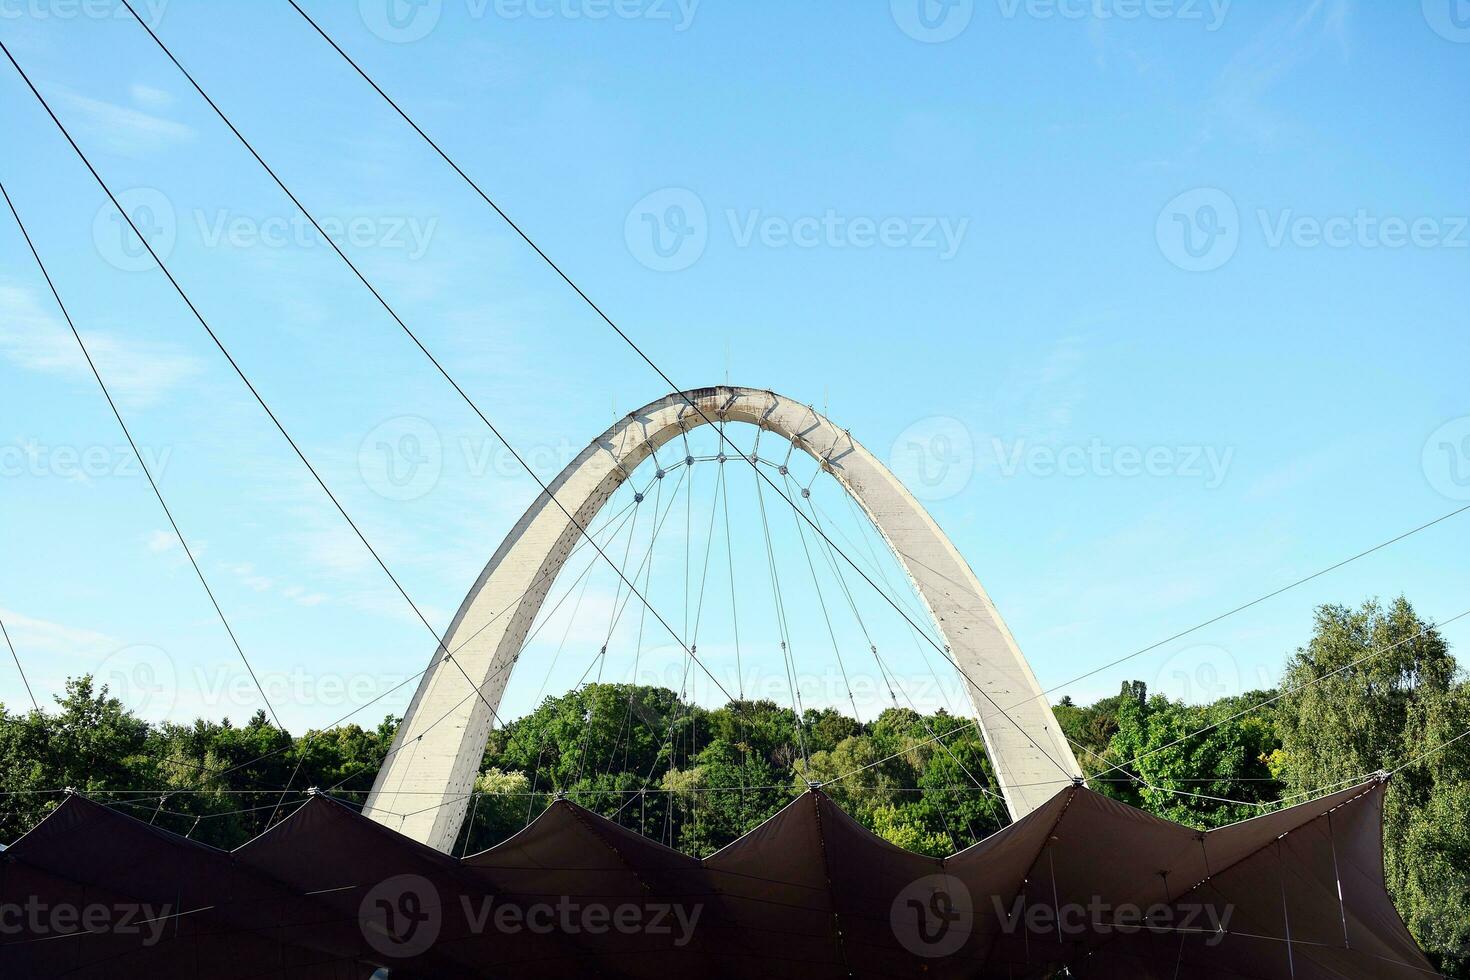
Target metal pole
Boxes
[1328,812,1351,949]
[1279,840,1296,979]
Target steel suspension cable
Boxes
[1013,503,1470,710]
[1096,608,1470,784]
[2,182,283,729]
[788,478,997,806]
[752,460,810,769]
[0,613,40,713]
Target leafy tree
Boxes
[1274,597,1469,975]
[1106,691,1282,826]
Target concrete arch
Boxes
[365,387,1081,851]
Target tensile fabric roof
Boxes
[0,777,1434,979]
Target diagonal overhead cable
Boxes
[272,1,1074,779]
[0,41,506,733]
[1014,501,1470,709]
[0,613,40,712]
[115,2,1075,780]
[1096,607,1470,784]
[1,182,282,729]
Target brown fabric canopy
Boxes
[0,779,1434,979]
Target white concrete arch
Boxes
[365,387,1081,851]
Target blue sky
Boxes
[1,0,1467,736]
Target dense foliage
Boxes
[1,596,1465,971]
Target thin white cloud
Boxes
[145,529,178,554]
[1201,0,1354,149]
[224,561,275,593]
[128,82,174,112]
[60,90,194,158]
[0,607,115,661]
[0,281,203,408]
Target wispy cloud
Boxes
[59,87,194,158]
[0,281,203,408]
[0,607,116,661]
[127,83,174,112]
[145,529,178,554]
[1199,0,1354,149]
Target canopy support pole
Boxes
[1278,839,1296,979]
[1328,811,1351,949]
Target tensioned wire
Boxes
[1091,608,1470,785]
[1,183,284,731]
[0,614,39,713]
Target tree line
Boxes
[0,596,1465,972]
